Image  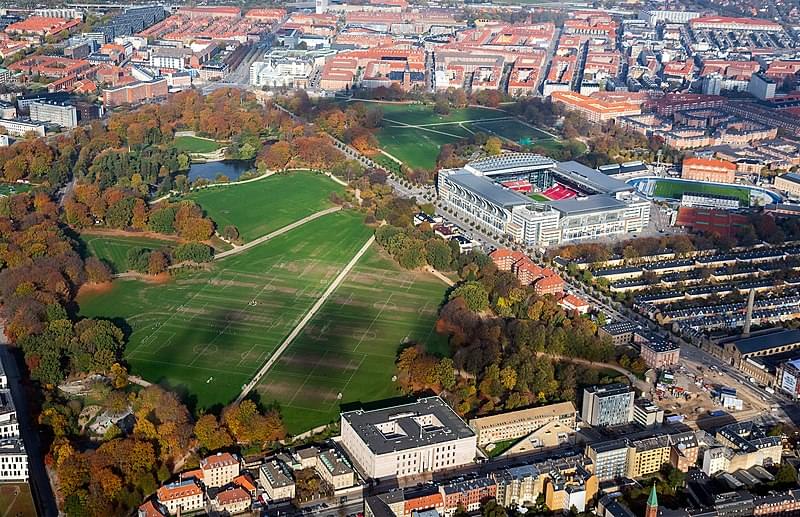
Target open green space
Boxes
[0,483,36,516]
[187,171,344,242]
[174,135,222,154]
[0,183,32,196]
[255,246,449,434]
[652,179,751,206]
[471,119,553,143]
[486,438,522,458]
[80,234,177,273]
[529,192,549,201]
[376,126,473,171]
[374,103,506,126]
[78,211,373,411]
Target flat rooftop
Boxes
[554,161,633,194]
[342,396,475,455]
[448,170,533,208]
[548,194,626,216]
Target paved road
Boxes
[0,326,58,517]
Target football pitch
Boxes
[652,179,751,206]
[188,171,344,242]
[256,246,449,433]
[78,211,373,410]
[80,234,177,273]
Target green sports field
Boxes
[375,103,506,126]
[188,171,344,242]
[471,119,554,143]
[377,126,473,171]
[529,192,549,201]
[652,179,751,206]
[78,211,373,410]
[80,234,177,273]
[256,246,449,433]
[365,103,508,171]
[0,483,36,517]
[174,135,221,153]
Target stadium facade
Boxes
[437,154,651,248]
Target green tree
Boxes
[426,239,453,271]
[435,358,456,390]
[449,281,489,312]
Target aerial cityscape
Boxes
[2,0,800,515]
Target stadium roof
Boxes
[341,396,474,455]
[554,161,633,194]
[465,153,554,176]
[548,194,626,215]
[448,170,533,208]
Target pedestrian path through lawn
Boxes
[188,170,344,242]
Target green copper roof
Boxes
[647,484,658,507]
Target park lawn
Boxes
[77,210,372,411]
[80,234,177,273]
[375,103,507,126]
[652,179,751,206]
[256,246,449,434]
[376,125,473,171]
[174,135,221,153]
[0,183,32,196]
[0,483,36,517]
[471,119,554,143]
[188,171,344,242]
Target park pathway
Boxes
[214,206,342,260]
[235,235,376,403]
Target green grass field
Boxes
[174,135,221,153]
[652,179,751,206]
[255,246,449,433]
[80,234,177,273]
[529,192,549,201]
[376,126,473,171]
[188,171,343,242]
[471,119,553,143]
[0,483,36,517]
[78,211,373,411]
[374,103,505,125]
[0,183,32,196]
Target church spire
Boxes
[645,484,658,517]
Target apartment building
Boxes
[316,448,356,490]
[774,173,800,199]
[599,322,636,346]
[586,440,629,481]
[102,78,168,106]
[640,340,681,369]
[259,459,296,501]
[627,436,672,478]
[0,119,46,137]
[340,397,477,479]
[681,157,736,183]
[213,487,251,515]
[632,398,664,428]
[469,402,576,446]
[581,384,635,427]
[551,91,642,122]
[156,479,204,515]
[29,101,78,128]
[200,452,240,488]
[439,477,496,516]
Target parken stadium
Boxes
[437,153,651,249]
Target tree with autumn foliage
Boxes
[222,400,286,447]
